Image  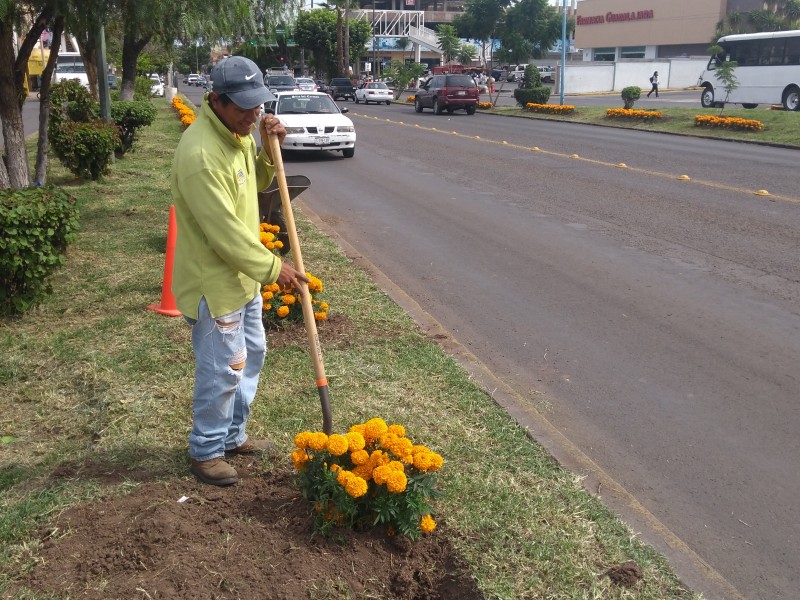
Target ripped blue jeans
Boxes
[184,295,267,461]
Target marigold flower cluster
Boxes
[477,101,494,110]
[406,95,416,103]
[293,417,444,539]
[171,96,196,127]
[605,108,662,120]
[694,114,764,131]
[525,103,575,115]
[259,221,329,323]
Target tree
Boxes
[454,0,509,70]
[714,0,800,37]
[383,60,424,99]
[456,43,477,68]
[502,0,565,62]
[436,24,461,66]
[0,0,69,189]
[295,8,368,80]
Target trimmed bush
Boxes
[514,87,552,106]
[514,64,551,106]
[111,101,157,154]
[0,186,79,316]
[49,80,120,180]
[621,86,641,109]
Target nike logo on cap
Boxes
[245,73,256,80]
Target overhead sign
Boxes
[577,10,654,26]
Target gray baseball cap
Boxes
[211,56,274,109]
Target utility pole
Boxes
[560,0,566,105]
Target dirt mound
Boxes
[22,458,481,600]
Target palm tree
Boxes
[436,24,461,67]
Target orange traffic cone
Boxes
[147,204,182,317]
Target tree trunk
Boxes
[120,33,151,101]
[34,16,64,186]
[0,18,29,188]
[344,8,350,76]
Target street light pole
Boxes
[560,0,566,104]
[372,0,376,79]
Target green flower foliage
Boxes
[0,186,79,315]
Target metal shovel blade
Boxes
[257,175,311,255]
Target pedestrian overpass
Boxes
[350,10,442,61]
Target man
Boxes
[170,56,309,486]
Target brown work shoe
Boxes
[226,437,277,456]
[190,458,238,486]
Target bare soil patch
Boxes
[21,459,481,600]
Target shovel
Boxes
[266,134,333,435]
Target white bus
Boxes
[697,29,800,111]
[53,51,90,89]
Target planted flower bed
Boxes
[606,108,662,120]
[526,103,574,115]
[171,96,196,127]
[694,114,764,131]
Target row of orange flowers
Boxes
[526,103,575,115]
[606,108,663,120]
[171,96,196,128]
[694,114,765,131]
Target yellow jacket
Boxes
[170,95,281,319]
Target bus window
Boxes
[760,39,785,66]
[786,37,800,65]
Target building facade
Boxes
[574,0,763,61]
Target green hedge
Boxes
[111,101,157,154]
[514,87,552,106]
[0,186,79,316]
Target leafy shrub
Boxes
[621,86,641,109]
[49,80,120,180]
[134,76,155,101]
[111,100,157,154]
[514,86,552,106]
[293,418,443,540]
[0,186,79,316]
[521,64,541,89]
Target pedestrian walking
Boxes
[647,71,659,98]
[170,56,309,487]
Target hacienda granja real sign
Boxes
[577,10,654,26]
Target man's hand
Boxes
[260,113,286,163]
[276,261,310,293]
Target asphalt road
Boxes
[271,103,798,600]
[18,87,799,599]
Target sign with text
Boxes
[577,9,654,26]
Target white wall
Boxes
[559,58,708,93]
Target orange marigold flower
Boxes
[372,464,392,485]
[314,311,327,321]
[345,476,368,498]
[276,305,290,318]
[326,434,349,456]
[364,417,388,441]
[420,514,436,533]
[350,449,370,465]
[281,294,296,305]
[387,424,405,437]
[386,470,407,493]
[294,431,312,449]
[345,431,366,451]
[308,432,328,451]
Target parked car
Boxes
[295,77,317,91]
[108,74,118,89]
[328,77,356,101]
[149,74,164,97]
[264,91,356,158]
[414,73,479,115]
[506,64,529,82]
[264,74,298,93]
[354,81,393,104]
[315,79,330,94]
[184,74,200,85]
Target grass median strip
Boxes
[1,101,698,599]
[487,103,800,147]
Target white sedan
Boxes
[265,91,356,158]
[149,74,164,97]
[295,77,318,91]
[354,82,393,105]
